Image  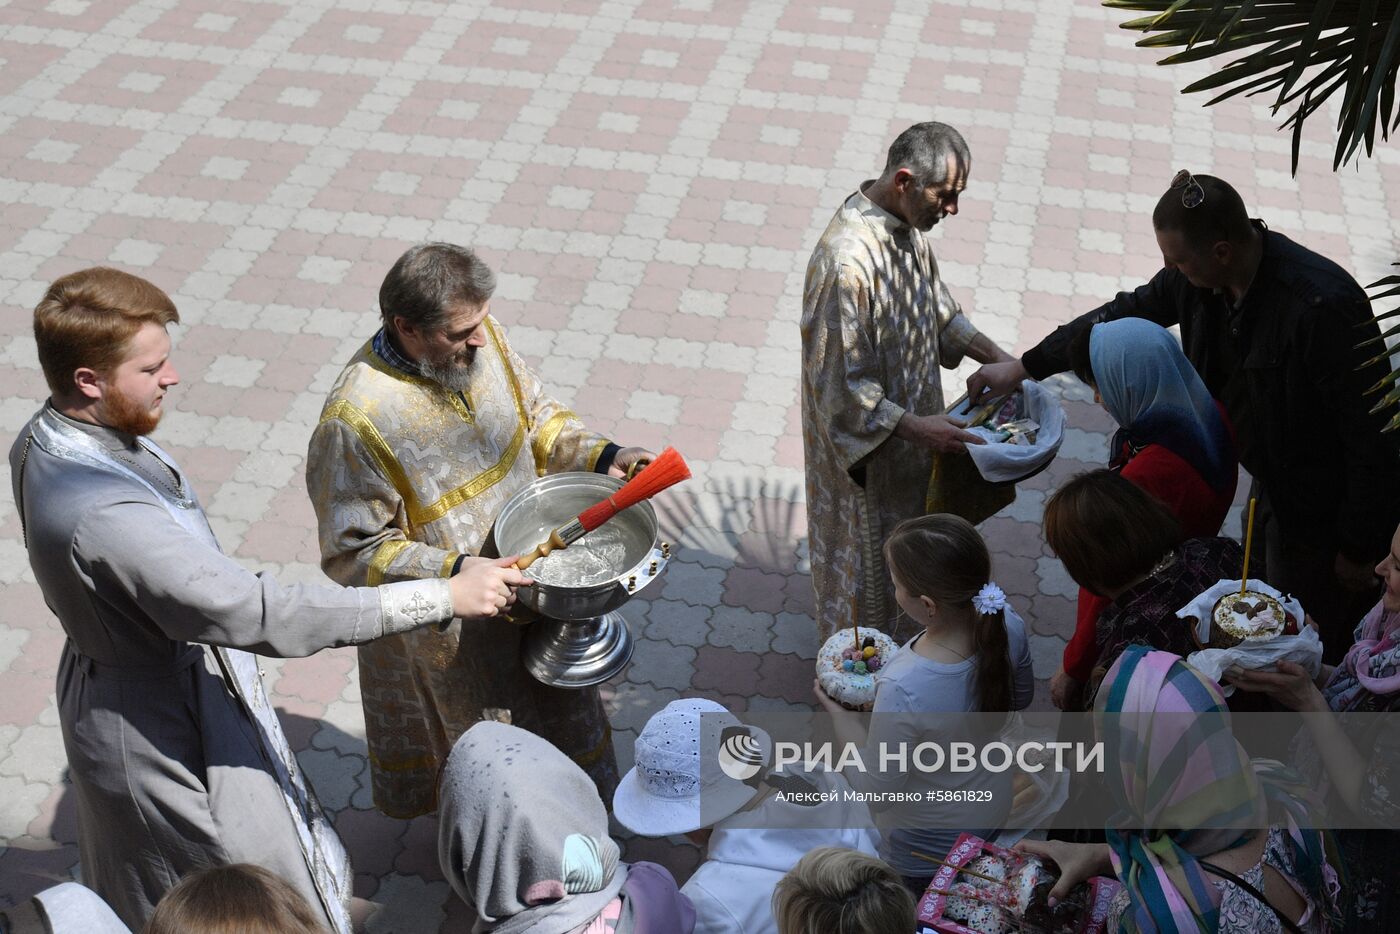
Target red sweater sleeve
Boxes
[1064,588,1109,682]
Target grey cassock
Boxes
[9,407,456,931]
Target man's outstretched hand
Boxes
[967,358,1030,404]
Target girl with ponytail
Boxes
[881,514,1030,717]
[814,514,1034,896]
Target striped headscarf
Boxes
[1095,647,1338,933]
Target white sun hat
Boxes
[612,698,772,837]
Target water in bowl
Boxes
[528,524,629,587]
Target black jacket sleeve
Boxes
[1022,268,1185,380]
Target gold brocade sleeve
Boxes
[498,325,611,476]
[306,415,461,586]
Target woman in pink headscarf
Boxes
[1230,520,1400,928]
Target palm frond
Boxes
[1362,268,1400,420]
[1181,35,1351,93]
[1367,266,1400,288]
[1107,0,1400,172]
[1370,382,1400,414]
[1364,368,1398,395]
[1353,319,1400,350]
[1358,345,1396,371]
[1361,285,1400,307]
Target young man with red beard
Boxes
[9,266,527,931]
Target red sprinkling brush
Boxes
[515,447,691,571]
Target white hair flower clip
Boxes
[972,582,1007,616]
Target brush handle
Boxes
[514,518,586,570]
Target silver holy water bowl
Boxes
[493,472,668,688]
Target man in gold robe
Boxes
[307,242,650,817]
[801,122,1015,643]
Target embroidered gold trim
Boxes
[486,319,528,426]
[364,339,435,389]
[585,438,611,473]
[397,318,527,524]
[416,421,523,525]
[368,539,413,587]
[320,400,422,529]
[439,551,460,579]
[533,410,576,475]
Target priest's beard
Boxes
[419,346,476,394]
[99,384,162,436]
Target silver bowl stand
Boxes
[518,541,666,687]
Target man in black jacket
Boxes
[968,172,1399,662]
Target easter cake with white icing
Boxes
[816,627,897,710]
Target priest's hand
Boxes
[450,556,532,620]
[894,412,985,453]
[609,446,656,479]
[966,358,1030,403]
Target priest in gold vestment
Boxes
[307,243,650,817]
[801,123,1015,643]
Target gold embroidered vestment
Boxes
[306,319,618,817]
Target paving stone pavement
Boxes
[2,0,1400,928]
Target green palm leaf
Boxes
[1364,368,1399,396]
[1105,0,1400,171]
[1360,269,1400,412]
[1353,319,1400,350]
[1370,381,1400,414]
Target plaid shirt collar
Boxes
[372,327,422,377]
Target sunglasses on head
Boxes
[1170,169,1205,209]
